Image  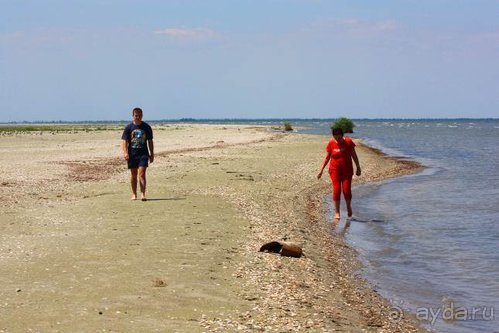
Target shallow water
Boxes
[314,119,499,333]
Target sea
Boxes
[295,118,499,333]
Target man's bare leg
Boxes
[138,167,147,201]
[130,168,138,200]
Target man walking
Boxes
[121,107,154,201]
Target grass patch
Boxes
[0,124,123,133]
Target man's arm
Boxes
[148,139,154,163]
[122,140,129,160]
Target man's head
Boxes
[132,107,143,124]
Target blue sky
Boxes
[1,0,498,121]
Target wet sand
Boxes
[0,124,427,332]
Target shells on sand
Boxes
[152,278,167,287]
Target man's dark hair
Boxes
[132,107,143,114]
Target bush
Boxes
[331,117,355,133]
[283,122,293,131]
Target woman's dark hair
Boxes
[332,127,344,136]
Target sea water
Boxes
[302,119,499,333]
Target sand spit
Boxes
[0,124,427,332]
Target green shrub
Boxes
[331,117,355,133]
[283,122,293,131]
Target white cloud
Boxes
[307,18,399,35]
[153,27,217,40]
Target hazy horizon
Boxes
[2,117,498,125]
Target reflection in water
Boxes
[350,217,385,223]
[331,217,351,237]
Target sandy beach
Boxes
[0,124,427,332]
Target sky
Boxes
[1,0,498,122]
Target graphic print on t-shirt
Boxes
[131,129,147,149]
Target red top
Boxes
[326,136,356,174]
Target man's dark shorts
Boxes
[128,155,149,169]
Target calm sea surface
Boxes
[295,119,499,333]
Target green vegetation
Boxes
[283,122,293,131]
[0,126,41,133]
[0,124,121,133]
[331,117,355,133]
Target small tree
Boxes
[331,117,355,133]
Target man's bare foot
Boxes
[131,195,137,201]
[334,213,340,220]
[141,194,147,201]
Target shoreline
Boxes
[0,125,428,332]
[202,136,428,332]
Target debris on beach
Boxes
[152,278,167,287]
[259,241,303,258]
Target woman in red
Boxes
[317,127,361,219]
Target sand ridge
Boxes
[0,124,428,332]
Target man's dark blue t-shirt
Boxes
[121,122,153,157]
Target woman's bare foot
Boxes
[131,194,137,201]
[334,213,340,220]
[141,194,147,201]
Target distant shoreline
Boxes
[1,117,497,126]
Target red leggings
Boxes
[329,169,353,201]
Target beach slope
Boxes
[0,124,426,332]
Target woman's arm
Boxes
[351,148,361,176]
[317,151,331,179]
